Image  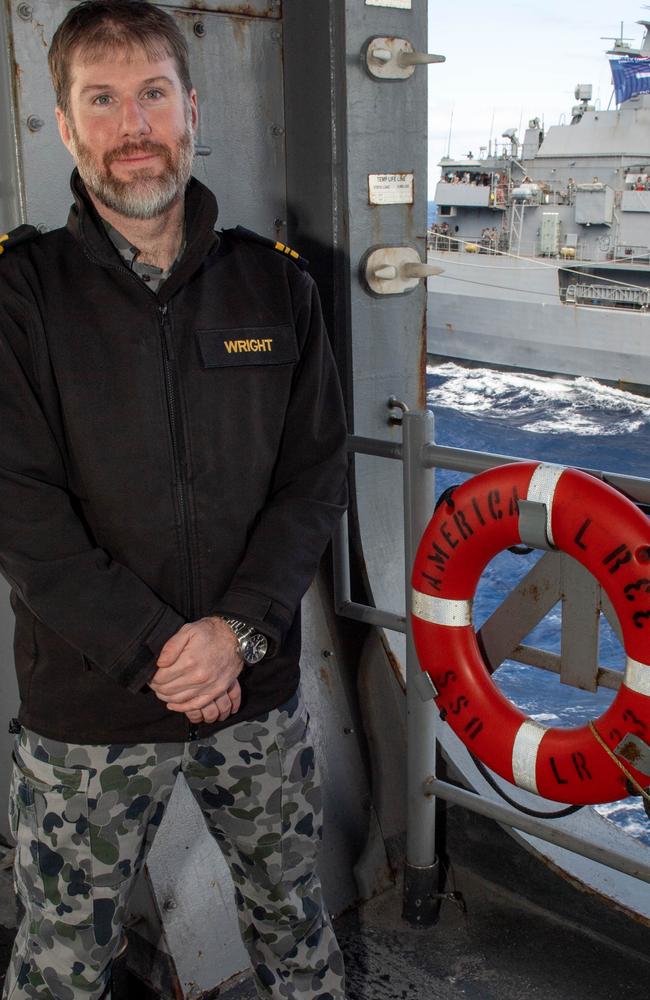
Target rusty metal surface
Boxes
[172,10,286,232]
[157,0,280,18]
[335,0,428,685]
[0,4,22,230]
[418,307,427,409]
[0,2,22,857]
[356,628,407,872]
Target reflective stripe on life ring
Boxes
[410,461,650,805]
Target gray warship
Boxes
[1,2,649,998]
[427,20,650,391]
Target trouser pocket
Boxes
[275,699,322,881]
[9,743,93,927]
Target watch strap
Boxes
[221,617,268,664]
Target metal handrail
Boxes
[342,431,650,677]
[349,432,650,504]
[337,417,650,891]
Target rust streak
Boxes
[175,3,274,16]
[319,665,333,692]
[33,19,49,49]
[418,303,427,408]
[12,58,23,96]
[620,742,641,763]
[405,199,414,232]
[229,14,249,53]
[369,205,383,246]
[231,3,263,13]
[382,634,406,691]
[541,852,650,930]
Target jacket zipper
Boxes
[159,305,200,742]
[159,304,195,618]
[80,253,201,740]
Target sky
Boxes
[427,1,647,195]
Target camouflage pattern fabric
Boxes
[3,691,345,1000]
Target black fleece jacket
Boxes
[0,172,348,743]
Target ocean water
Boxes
[426,362,650,845]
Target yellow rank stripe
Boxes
[274,241,300,260]
[0,234,9,255]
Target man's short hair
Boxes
[48,0,193,117]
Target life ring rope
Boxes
[588,721,650,805]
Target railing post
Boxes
[401,408,441,925]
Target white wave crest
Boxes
[427,363,650,436]
[593,800,650,844]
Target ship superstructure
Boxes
[427,20,650,389]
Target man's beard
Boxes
[68,120,194,220]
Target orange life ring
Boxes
[410,461,650,804]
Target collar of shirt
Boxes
[102,220,184,294]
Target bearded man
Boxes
[0,2,348,998]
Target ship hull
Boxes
[427,253,650,389]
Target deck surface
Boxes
[203,809,650,1000]
[1,808,649,999]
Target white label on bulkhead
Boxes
[368,172,414,205]
[366,0,412,8]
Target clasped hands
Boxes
[149,616,243,724]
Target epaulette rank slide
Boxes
[0,224,39,256]
[232,225,309,270]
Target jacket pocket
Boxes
[196,325,298,368]
[10,744,93,926]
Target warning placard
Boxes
[366,0,412,8]
[368,172,414,205]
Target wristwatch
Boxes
[221,617,268,665]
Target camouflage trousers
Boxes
[3,690,345,1000]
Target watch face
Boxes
[241,633,268,665]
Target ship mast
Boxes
[602,18,650,58]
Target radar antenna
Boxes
[601,21,634,54]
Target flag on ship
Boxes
[610,57,650,103]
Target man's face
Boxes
[56,46,198,220]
